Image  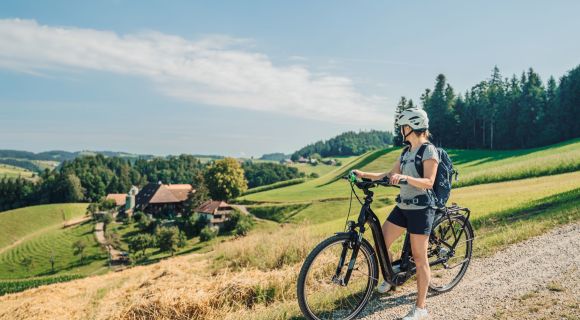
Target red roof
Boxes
[195,200,232,215]
[149,184,194,204]
[106,194,126,206]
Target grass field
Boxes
[0,204,88,249]
[0,221,105,279]
[0,164,36,180]
[0,139,579,319]
[0,203,103,280]
[2,171,576,319]
[240,138,580,203]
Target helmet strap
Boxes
[403,128,414,141]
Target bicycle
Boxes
[297,171,474,320]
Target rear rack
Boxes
[438,203,471,221]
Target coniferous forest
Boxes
[394,65,580,149]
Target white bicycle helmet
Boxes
[395,108,429,131]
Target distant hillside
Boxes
[291,130,393,161]
[259,152,291,161]
[0,150,155,162]
[0,150,228,173]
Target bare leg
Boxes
[382,220,405,263]
[410,233,430,309]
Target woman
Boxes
[353,108,438,320]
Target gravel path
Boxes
[360,222,580,320]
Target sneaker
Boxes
[376,280,392,293]
[377,265,401,293]
[402,305,429,320]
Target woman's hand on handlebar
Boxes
[390,173,407,185]
[352,169,364,179]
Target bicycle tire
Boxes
[428,214,474,293]
[297,233,379,320]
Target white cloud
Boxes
[0,19,390,125]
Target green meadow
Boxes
[0,164,36,180]
[0,138,578,308]
[0,204,106,280]
[240,138,580,203]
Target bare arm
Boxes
[353,158,401,180]
[402,159,438,189]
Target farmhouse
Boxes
[195,200,234,228]
[105,193,126,207]
[134,182,195,217]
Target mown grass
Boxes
[0,221,106,279]
[0,163,36,180]
[216,172,580,273]
[241,138,580,203]
[242,178,308,196]
[0,203,88,249]
[288,155,358,177]
[239,148,399,203]
[1,172,578,319]
[247,203,311,223]
[221,184,580,319]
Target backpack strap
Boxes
[399,144,411,170]
[414,142,432,178]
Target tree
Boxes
[423,74,458,147]
[155,226,180,256]
[199,226,218,242]
[49,250,56,273]
[128,233,154,257]
[20,257,33,272]
[204,157,248,200]
[102,212,113,226]
[87,202,99,217]
[99,198,117,211]
[183,181,210,217]
[234,215,254,236]
[393,96,415,146]
[61,174,85,202]
[557,65,580,141]
[72,240,87,264]
[181,213,209,238]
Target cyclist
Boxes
[353,108,439,320]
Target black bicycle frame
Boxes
[335,188,473,287]
[336,188,398,287]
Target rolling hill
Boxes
[0,138,578,319]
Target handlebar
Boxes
[342,171,407,189]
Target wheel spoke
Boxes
[428,216,473,292]
[299,236,376,320]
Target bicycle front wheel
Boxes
[297,233,378,320]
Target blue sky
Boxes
[0,1,578,157]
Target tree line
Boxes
[0,154,303,212]
[291,130,394,160]
[395,65,580,149]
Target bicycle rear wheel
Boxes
[297,233,378,320]
[428,214,473,293]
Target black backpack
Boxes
[400,143,458,208]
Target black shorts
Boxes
[386,205,436,235]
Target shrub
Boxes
[222,211,254,236]
[132,211,145,223]
[200,226,218,242]
[128,233,155,257]
[155,226,180,255]
[181,213,209,238]
[234,216,254,236]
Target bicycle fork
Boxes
[332,231,362,286]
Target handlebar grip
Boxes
[399,179,408,185]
